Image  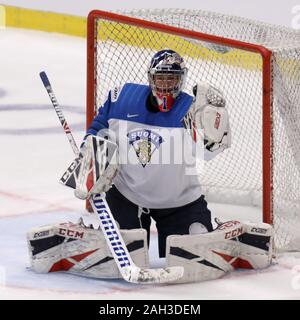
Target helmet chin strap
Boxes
[155,92,176,112]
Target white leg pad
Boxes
[238,221,273,269]
[166,221,273,283]
[27,222,149,279]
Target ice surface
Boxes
[0,28,300,300]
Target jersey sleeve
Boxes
[86,91,111,136]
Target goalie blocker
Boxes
[60,135,119,199]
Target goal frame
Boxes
[86,9,273,225]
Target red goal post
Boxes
[86,9,300,252]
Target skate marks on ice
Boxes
[0,104,84,135]
[1,210,300,299]
[0,28,300,299]
[0,88,7,98]
[0,211,152,298]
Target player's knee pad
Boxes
[165,220,273,283]
[27,222,149,279]
[189,222,208,234]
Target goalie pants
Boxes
[105,185,213,257]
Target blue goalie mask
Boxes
[148,49,187,112]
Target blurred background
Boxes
[1,0,300,28]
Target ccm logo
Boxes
[59,228,84,239]
[214,112,221,129]
[251,227,268,234]
[34,230,50,238]
[60,158,81,184]
[225,227,243,239]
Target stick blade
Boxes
[123,266,184,284]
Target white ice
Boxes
[0,28,300,300]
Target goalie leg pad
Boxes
[27,222,148,279]
[237,221,273,269]
[166,221,273,283]
[166,222,244,283]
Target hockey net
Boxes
[87,9,300,252]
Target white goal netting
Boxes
[88,9,300,251]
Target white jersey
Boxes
[87,83,205,208]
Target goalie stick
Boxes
[39,71,184,284]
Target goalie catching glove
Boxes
[60,135,119,199]
[184,82,231,152]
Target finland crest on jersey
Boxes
[127,129,164,167]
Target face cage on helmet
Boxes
[148,69,187,98]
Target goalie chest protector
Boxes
[88,83,203,209]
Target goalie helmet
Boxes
[148,49,187,112]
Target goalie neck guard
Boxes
[148,49,187,112]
